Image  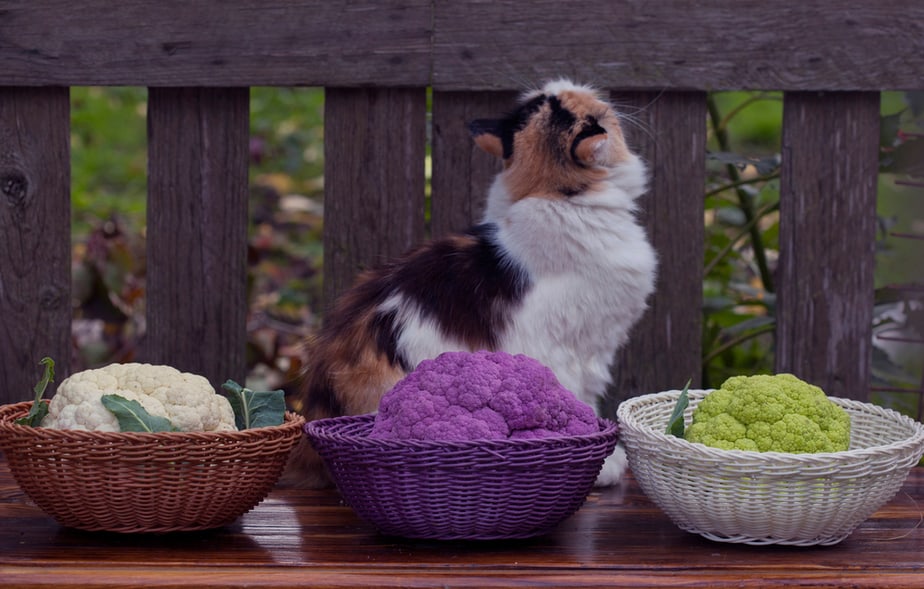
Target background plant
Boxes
[70,87,326,387]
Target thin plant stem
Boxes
[705,173,779,199]
[710,92,782,139]
[704,201,780,278]
[702,323,777,366]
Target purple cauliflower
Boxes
[369,351,599,441]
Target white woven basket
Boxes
[617,390,924,546]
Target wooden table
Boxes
[2,455,923,588]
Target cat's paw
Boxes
[594,444,629,487]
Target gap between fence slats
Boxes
[144,87,250,388]
[0,88,71,405]
[606,91,707,414]
[777,91,880,400]
[322,88,427,308]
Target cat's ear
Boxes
[572,131,617,167]
[468,119,505,159]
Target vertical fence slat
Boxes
[323,88,427,305]
[605,91,707,415]
[430,91,515,238]
[145,87,250,388]
[0,88,71,404]
[777,92,880,399]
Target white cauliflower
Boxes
[42,363,237,433]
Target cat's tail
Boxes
[279,436,331,488]
[279,351,339,488]
[280,330,406,487]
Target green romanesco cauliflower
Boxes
[684,374,850,453]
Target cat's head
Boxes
[468,79,635,200]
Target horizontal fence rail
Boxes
[1,1,917,408]
[0,1,922,90]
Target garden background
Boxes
[69,88,923,414]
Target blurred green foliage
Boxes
[70,87,148,238]
[70,87,326,386]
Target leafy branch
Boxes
[704,173,779,200]
[704,200,780,278]
[703,321,777,366]
[711,92,782,138]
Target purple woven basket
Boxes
[304,414,619,540]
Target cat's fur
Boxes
[286,79,657,487]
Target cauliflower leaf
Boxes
[100,394,178,433]
[15,357,55,427]
[665,379,691,438]
[221,380,286,429]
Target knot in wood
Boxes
[1,171,28,207]
[39,285,65,310]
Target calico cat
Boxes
[287,79,657,487]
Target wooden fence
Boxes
[1,1,921,407]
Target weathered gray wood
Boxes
[429,91,514,238]
[322,88,427,306]
[432,1,924,92]
[0,0,432,87]
[144,87,249,388]
[0,2,921,90]
[0,88,70,404]
[776,92,880,400]
[605,91,707,416]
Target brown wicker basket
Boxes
[0,401,305,533]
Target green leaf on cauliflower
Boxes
[100,394,178,433]
[221,380,285,430]
[665,379,691,438]
[15,357,55,427]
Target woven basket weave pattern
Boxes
[305,414,619,540]
[0,401,305,533]
[617,390,924,546]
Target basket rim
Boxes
[305,413,618,451]
[0,400,305,442]
[616,389,924,462]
